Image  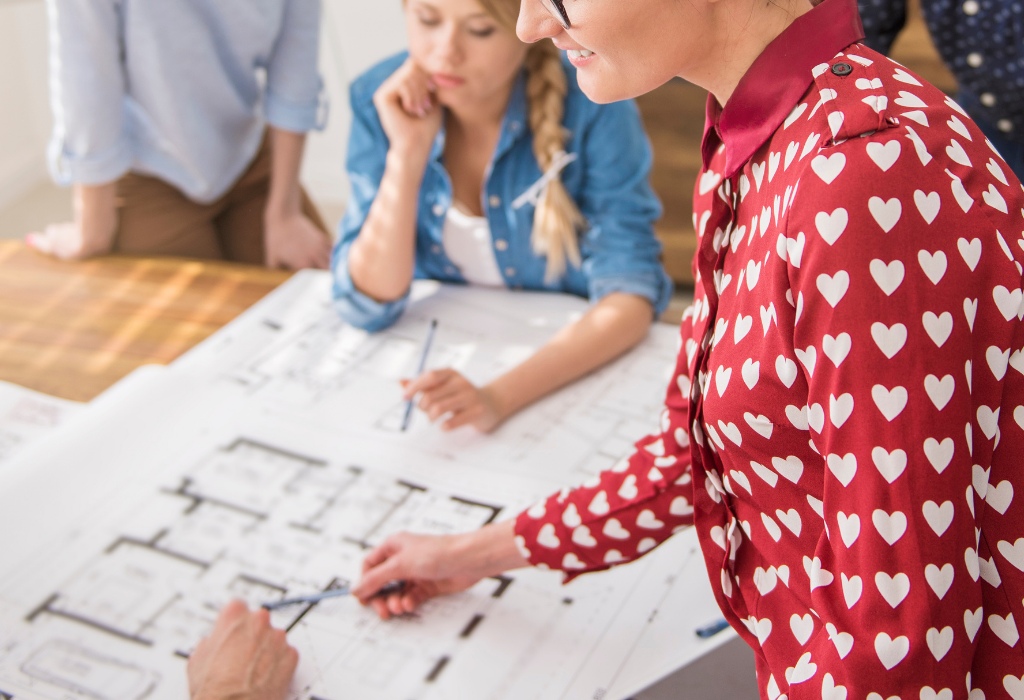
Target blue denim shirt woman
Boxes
[331,0,670,436]
[334,53,671,330]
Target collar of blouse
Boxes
[701,0,866,179]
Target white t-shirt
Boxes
[441,203,507,288]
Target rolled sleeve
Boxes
[265,0,325,133]
[331,238,409,332]
[589,270,673,316]
[46,0,131,185]
[576,99,673,316]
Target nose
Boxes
[517,0,564,43]
[436,22,465,65]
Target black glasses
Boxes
[548,0,571,28]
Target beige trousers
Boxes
[113,136,328,265]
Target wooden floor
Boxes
[637,0,956,285]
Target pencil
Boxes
[261,580,406,610]
[401,319,438,432]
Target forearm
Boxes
[74,182,119,255]
[485,293,653,420]
[348,149,430,302]
[450,520,528,579]
[266,127,307,218]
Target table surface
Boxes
[0,240,759,698]
[0,241,291,402]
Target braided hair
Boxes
[475,0,585,281]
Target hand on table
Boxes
[264,211,332,270]
[26,221,111,259]
[26,182,118,260]
[402,369,504,432]
[188,600,298,700]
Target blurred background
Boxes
[0,0,953,288]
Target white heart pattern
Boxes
[516,53,1024,687]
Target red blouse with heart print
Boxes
[514,0,1024,697]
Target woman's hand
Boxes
[264,209,331,270]
[188,600,298,700]
[373,58,443,159]
[353,521,528,620]
[26,182,118,260]
[402,369,505,432]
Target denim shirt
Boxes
[332,52,672,332]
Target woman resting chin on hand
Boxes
[332,0,672,434]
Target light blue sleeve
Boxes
[576,99,674,317]
[45,0,132,186]
[265,0,325,133]
[331,79,409,332]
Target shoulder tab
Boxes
[811,45,900,144]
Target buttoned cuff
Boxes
[264,87,327,134]
[590,269,674,317]
[47,133,133,187]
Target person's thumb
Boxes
[352,556,405,603]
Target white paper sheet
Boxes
[0,381,82,468]
[0,274,734,700]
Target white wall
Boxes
[301,1,408,209]
[0,0,52,211]
[0,0,407,214]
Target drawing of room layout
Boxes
[0,438,510,700]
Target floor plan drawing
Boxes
[0,429,726,700]
[182,277,680,495]
[0,274,731,700]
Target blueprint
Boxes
[0,384,728,700]
[175,273,680,495]
[0,273,733,700]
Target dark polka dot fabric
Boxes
[859,0,1024,146]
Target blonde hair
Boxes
[476,0,586,281]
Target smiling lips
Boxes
[565,48,597,68]
[432,72,466,88]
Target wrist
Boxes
[75,183,118,254]
[387,143,433,173]
[480,380,518,423]
[264,197,301,224]
[450,521,525,579]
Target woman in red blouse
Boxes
[355,0,1024,696]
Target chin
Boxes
[576,67,670,104]
[576,72,639,104]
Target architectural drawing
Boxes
[190,276,679,494]
[0,275,730,700]
[0,431,725,700]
